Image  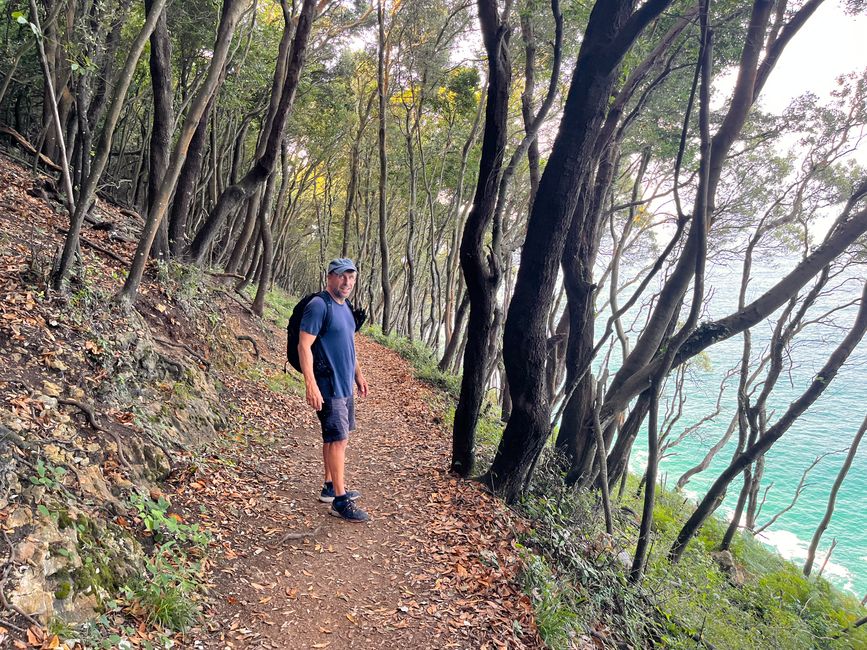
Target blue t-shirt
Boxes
[300,293,356,399]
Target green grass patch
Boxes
[240,282,298,326]
[518,550,582,648]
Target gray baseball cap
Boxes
[327,257,357,275]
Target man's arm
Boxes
[299,331,323,410]
[353,332,368,398]
[354,361,368,398]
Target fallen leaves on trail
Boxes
[173,329,543,648]
[0,153,541,648]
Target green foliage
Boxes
[30,459,67,490]
[266,368,305,395]
[128,491,210,548]
[154,260,209,306]
[479,453,867,649]
[259,285,298,326]
[125,492,209,632]
[518,550,580,649]
[127,544,200,631]
[47,616,74,638]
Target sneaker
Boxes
[319,484,361,503]
[330,498,369,523]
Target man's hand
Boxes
[306,382,324,411]
[355,369,369,398]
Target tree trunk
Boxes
[670,281,867,562]
[252,159,280,316]
[187,0,317,265]
[167,96,214,256]
[630,381,660,581]
[29,0,75,220]
[146,0,173,260]
[117,0,249,301]
[450,0,511,477]
[481,0,674,502]
[51,0,168,290]
[404,108,418,340]
[226,191,262,273]
[376,0,393,333]
[803,413,867,576]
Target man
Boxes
[298,258,370,522]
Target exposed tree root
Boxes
[236,335,259,358]
[153,337,210,369]
[57,396,130,468]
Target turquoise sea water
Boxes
[624,259,867,598]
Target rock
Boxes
[53,592,99,625]
[617,550,633,570]
[7,506,32,528]
[77,465,120,507]
[4,417,26,432]
[23,485,46,505]
[9,567,53,621]
[69,386,85,400]
[112,476,134,490]
[711,550,746,586]
[13,540,38,564]
[48,359,68,372]
[41,381,62,397]
[44,444,66,465]
[37,394,59,410]
[52,423,76,441]
[128,440,171,480]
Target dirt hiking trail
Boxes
[182,334,542,649]
[0,153,540,649]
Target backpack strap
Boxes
[317,291,333,337]
[309,291,333,379]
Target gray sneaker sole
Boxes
[319,492,361,504]
[329,507,369,523]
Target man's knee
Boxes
[324,438,348,451]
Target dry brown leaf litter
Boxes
[0,153,543,649]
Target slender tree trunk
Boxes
[167,96,214,256]
[51,0,168,290]
[804,413,867,576]
[670,281,867,562]
[187,0,317,264]
[439,290,469,371]
[226,191,262,273]
[117,0,249,301]
[146,0,173,259]
[631,380,660,581]
[481,0,674,502]
[29,0,75,220]
[404,107,418,340]
[376,0,393,333]
[252,158,280,316]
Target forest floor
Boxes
[179,320,542,649]
[0,151,545,649]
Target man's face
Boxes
[327,270,357,299]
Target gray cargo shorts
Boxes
[316,395,356,443]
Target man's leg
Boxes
[323,439,348,496]
[322,444,332,484]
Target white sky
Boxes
[758,2,867,114]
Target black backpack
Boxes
[285,291,367,373]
